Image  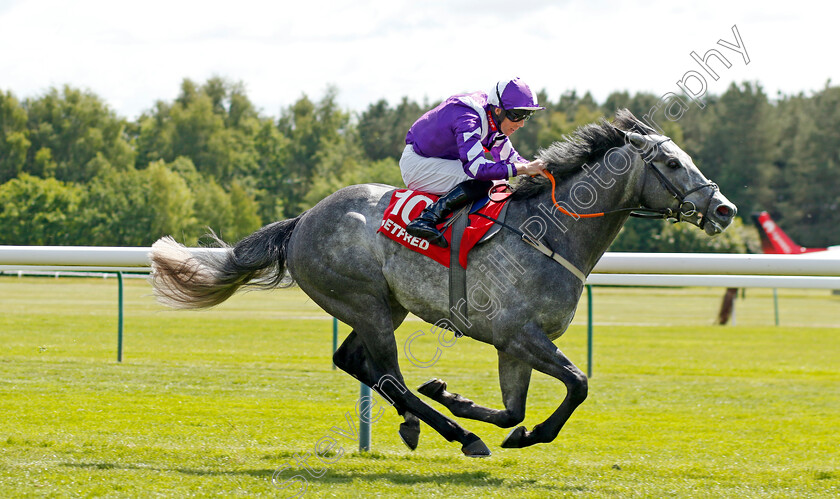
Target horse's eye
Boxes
[666,158,680,169]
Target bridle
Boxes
[476,135,720,283]
[625,137,720,229]
[537,137,720,228]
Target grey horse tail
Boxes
[149,216,303,309]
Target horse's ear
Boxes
[625,132,647,149]
[611,123,648,150]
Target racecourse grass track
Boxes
[1,276,838,498]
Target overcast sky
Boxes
[0,0,835,120]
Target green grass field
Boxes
[1,276,838,498]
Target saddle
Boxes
[377,189,511,268]
[378,188,512,336]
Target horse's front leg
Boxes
[496,321,588,448]
[418,351,532,428]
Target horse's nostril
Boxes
[716,205,733,218]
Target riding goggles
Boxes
[503,108,536,122]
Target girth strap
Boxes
[448,206,470,334]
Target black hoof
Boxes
[461,434,491,458]
[417,378,446,399]
[398,422,420,451]
[500,426,529,448]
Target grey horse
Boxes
[149,109,736,457]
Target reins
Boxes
[542,170,609,218]
[476,136,719,282]
[538,137,719,223]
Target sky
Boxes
[0,0,836,120]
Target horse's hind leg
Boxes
[333,317,489,457]
[418,351,532,428]
[361,328,490,457]
[333,331,420,450]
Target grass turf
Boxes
[0,276,838,497]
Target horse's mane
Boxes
[512,108,656,199]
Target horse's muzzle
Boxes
[703,192,737,236]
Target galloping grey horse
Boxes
[150,110,736,457]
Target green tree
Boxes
[276,87,350,216]
[774,84,840,246]
[167,156,235,241]
[23,86,134,183]
[689,82,774,216]
[145,161,196,241]
[81,163,195,246]
[357,97,422,162]
[610,217,756,253]
[0,174,84,245]
[253,120,291,222]
[135,78,261,182]
[0,91,30,184]
[228,181,262,241]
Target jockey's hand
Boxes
[517,159,546,177]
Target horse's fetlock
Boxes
[498,410,526,428]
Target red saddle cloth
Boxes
[377,189,509,268]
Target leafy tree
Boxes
[135,78,261,182]
[228,180,262,241]
[0,91,30,184]
[81,163,195,246]
[144,161,196,242]
[610,217,757,253]
[167,156,235,240]
[253,119,291,222]
[275,87,351,216]
[23,86,134,183]
[603,91,631,115]
[510,89,549,159]
[774,84,840,246]
[358,157,403,187]
[0,174,84,245]
[0,79,837,250]
[357,97,422,162]
[689,82,774,216]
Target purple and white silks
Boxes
[403,92,527,184]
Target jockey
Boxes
[401,77,547,247]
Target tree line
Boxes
[1,77,837,251]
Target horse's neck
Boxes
[519,148,645,275]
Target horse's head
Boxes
[623,131,737,235]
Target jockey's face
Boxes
[500,116,526,136]
[494,107,526,136]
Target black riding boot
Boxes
[406,179,492,248]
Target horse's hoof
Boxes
[417,378,446,399]
[398,422,420,451]
[461,434,491,458]
[500,426,529,448]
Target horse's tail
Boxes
[149,216,303,309]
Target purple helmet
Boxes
[488,77,544,111]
